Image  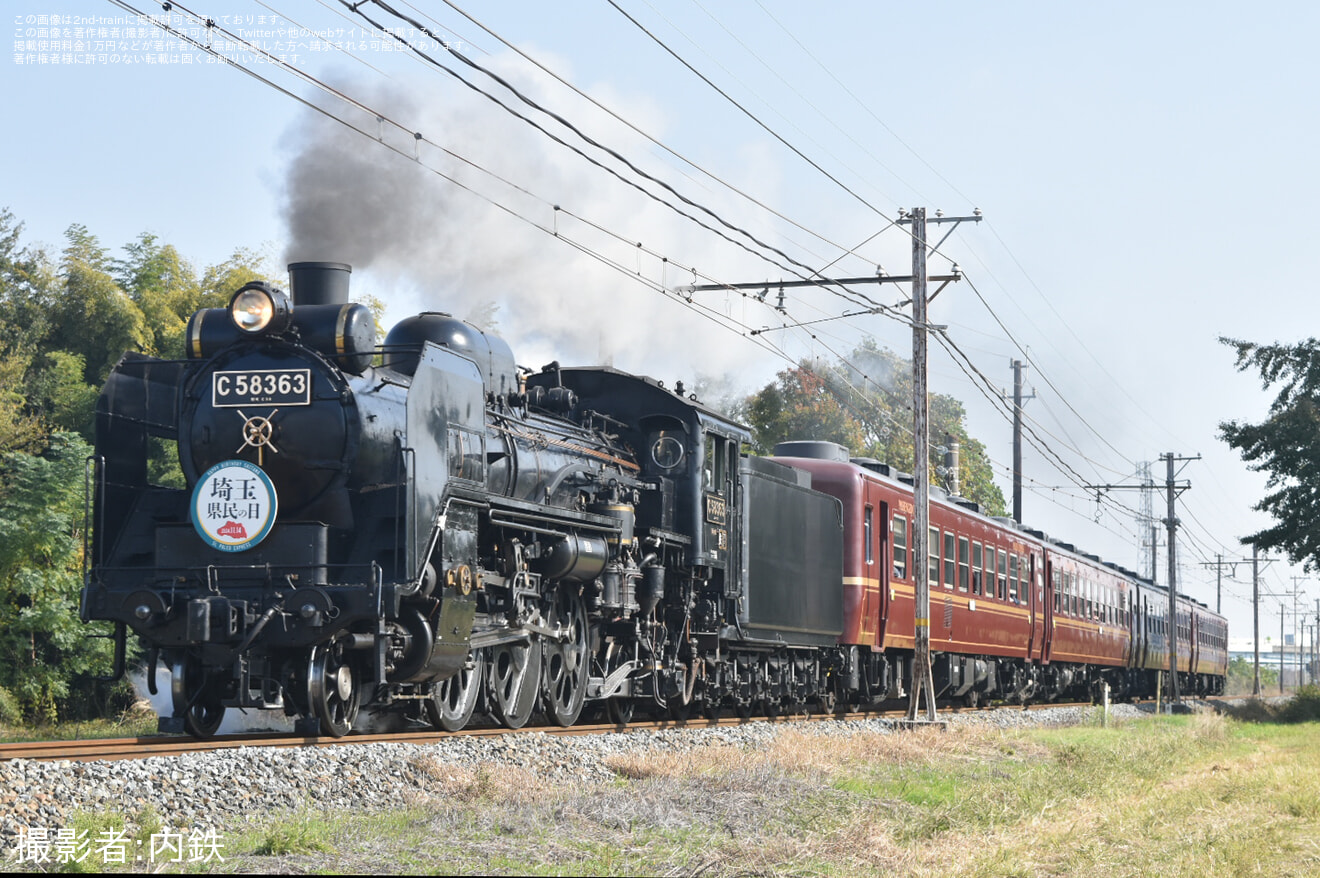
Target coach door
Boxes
[1040,557,1055,664]
[1025,551,1043,661]
[876,499,897,636]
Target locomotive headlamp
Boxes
[229,282,292,335]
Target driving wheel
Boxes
[486,638,542,729]
[541,587,589,727]
[425,649,486,732]
[307,638,361,738]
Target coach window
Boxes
[958,537,970,592]
[997,549,1008,601]
[972,542,983,595]
[928,527,941,589]
[892,515,908,579]
[944,531,956,588]
[864,506,874,566]
[985,548,997,600]
[1053,570,1062,612]
[1008,554,1019,603]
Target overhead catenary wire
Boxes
[344,0,835,286]
[430,0,875,266]
[113,0,1270,600]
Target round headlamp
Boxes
[229,283,292,335]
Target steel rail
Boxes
[0,699,1136,765]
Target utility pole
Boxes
[1162,453,1196,707]
[1247,546,1281,696]
[678,208,982,723]
[1200,555,1240,616]
[1290,578,1306,691]
[908,207,935,722]
[1007,360,1034,523]
[1087,453,1196,710]
[1261,588,1301,694]
[898,207,981,724]
[1252,546,1263,695]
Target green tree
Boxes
[738,339,1006,516]
[114,233,202,359]
[1219,337,1320,570]
[200,245,276,308]
[0,433,125,721]
[0,208,56,453]
[47,224,151,384]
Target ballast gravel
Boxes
[0,703,1151,847]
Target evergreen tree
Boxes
[1220,336,1320,570]
[0,433,125,721]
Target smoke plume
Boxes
[280,54,782,386]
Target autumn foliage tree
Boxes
[737,338,1006,516]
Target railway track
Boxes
[0,700,1108,764]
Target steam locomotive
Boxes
[81,262,1225,738]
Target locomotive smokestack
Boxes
[288,261,351,306]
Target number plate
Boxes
[705,494,727,526]
[212,369,312,407]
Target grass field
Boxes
[31,699,1315,877]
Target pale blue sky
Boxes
[7,1,1320,641]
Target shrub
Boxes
[1276,685,1320,724]
[0,685,20,724]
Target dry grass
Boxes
[407,753,550,806]
[65,710,1320,876]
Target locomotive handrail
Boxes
[88,559,387,585]
[400,442,413,583]
[487,503,625,538]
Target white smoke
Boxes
[279,52,785,385]
[131,666,296,735]
[131,666,422,736]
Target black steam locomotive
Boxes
[82,262,844,736]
